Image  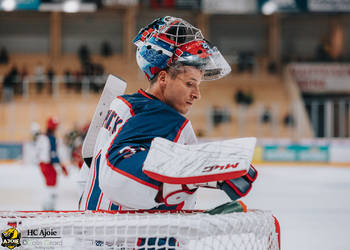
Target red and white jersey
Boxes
[35,133,62,165]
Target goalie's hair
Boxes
[149,61,202,85]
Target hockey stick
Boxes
[143,137,256,184]
[82,74,127,167]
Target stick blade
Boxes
[82,74,127,162]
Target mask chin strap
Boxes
[167,46,183,66]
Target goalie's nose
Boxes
[191,86,201,100]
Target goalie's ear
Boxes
[156,70,171,96]
[158,70,167,86]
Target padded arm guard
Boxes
[218,165,257,201]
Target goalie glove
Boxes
[217,164,257,201]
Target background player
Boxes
[79,16,256,212]
[36,117,69,210]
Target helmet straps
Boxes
[167,47,183,66]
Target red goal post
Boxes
[0,209,280,250]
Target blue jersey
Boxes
[48,134,60,164]
[80,89,197,211]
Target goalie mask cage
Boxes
[0,210,280,250]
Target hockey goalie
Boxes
[78,16,257,219]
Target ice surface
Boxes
[0,163,349,250]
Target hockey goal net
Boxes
[0,209,280,250]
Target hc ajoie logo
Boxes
[26,228,57,237]
[1,228,21,249]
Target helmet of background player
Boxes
[30,122,40,135]
[133,16,231,81]
[47,117,59,131]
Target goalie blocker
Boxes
[143,137,257,184]
[143,137,258,203]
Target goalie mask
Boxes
[133,16,231,81]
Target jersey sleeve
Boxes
[99,149,161,209]
[174,120,197,145]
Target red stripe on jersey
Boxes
[85,150,102,210]
[117,96,135,116]
[174,119,189,142]
[97,193,103,210]
[138,89,154,100]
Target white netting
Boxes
[0,210,279,250]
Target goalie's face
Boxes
[162,66,202,115]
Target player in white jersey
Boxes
[36,117,68,210]
[79,16,257,213]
